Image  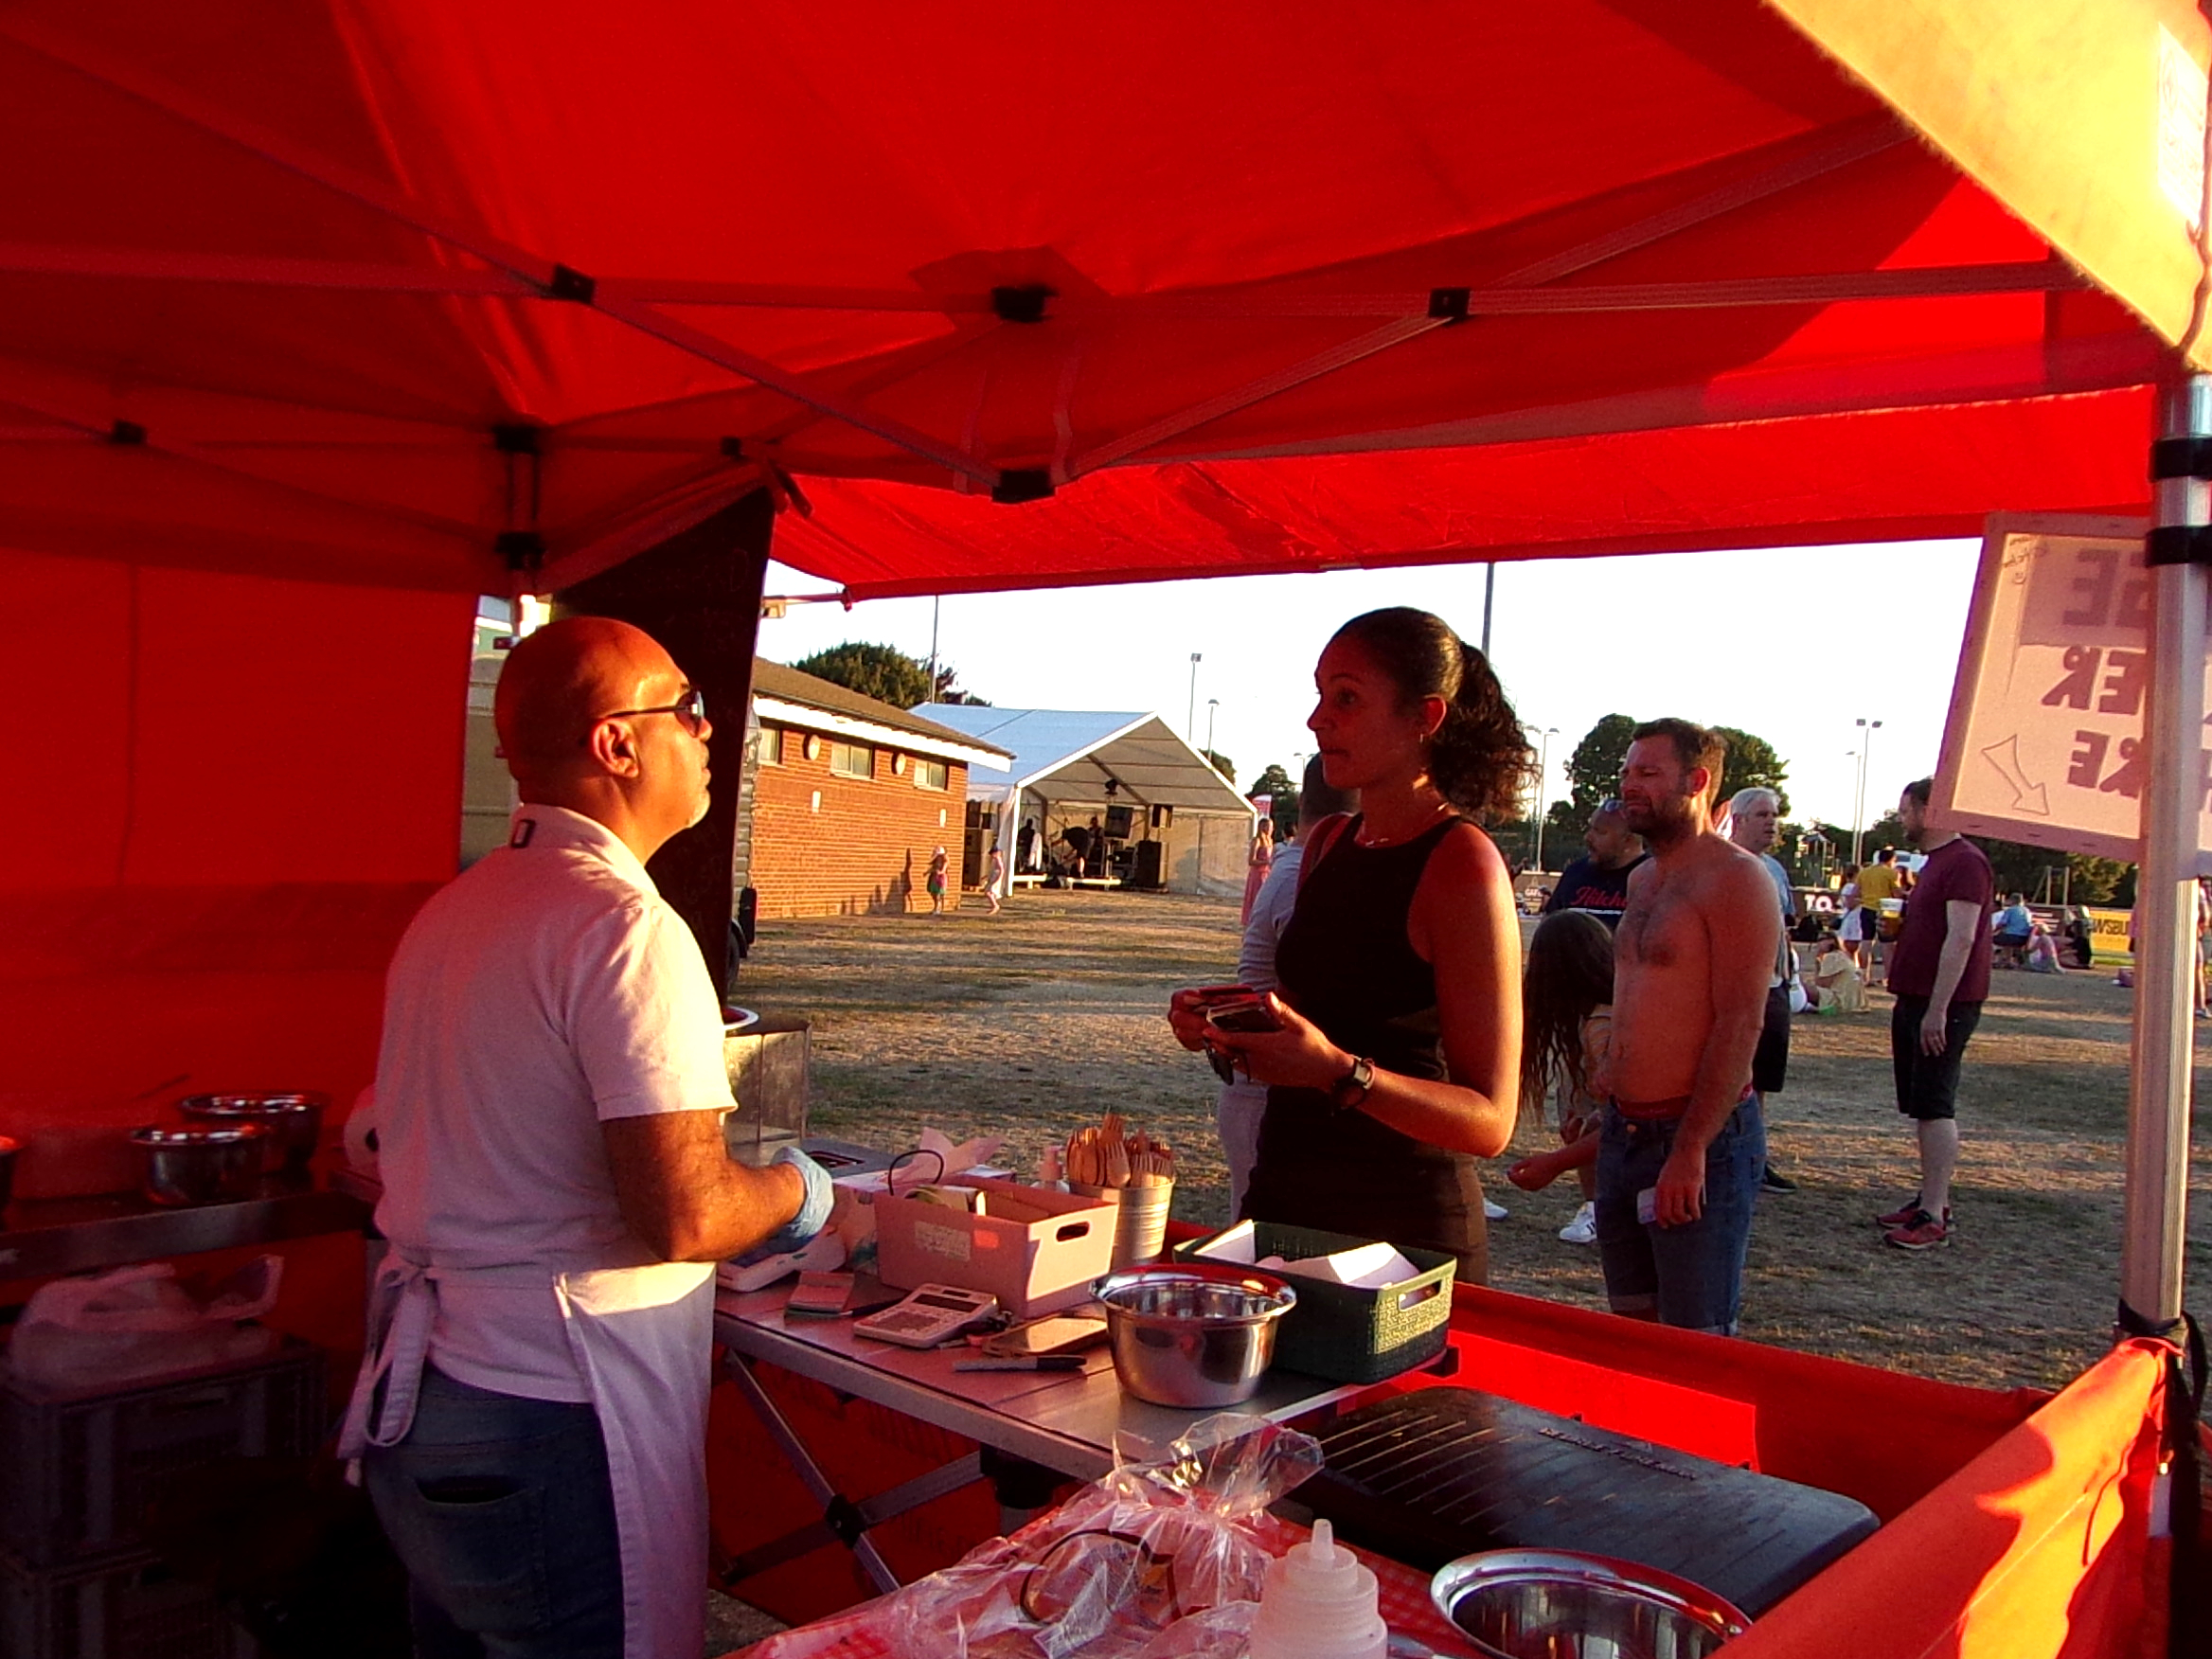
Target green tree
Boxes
[1250,762,1297,835]
[1561,714,1638,812]
[1816,813,1906,869]
[1711,726,1790,816]
[792,641,989,708]
[2066,855,2132,905]
[1203,750,1237,785]
[793,642,932,707]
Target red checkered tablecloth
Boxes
[730,1517,1477,1659]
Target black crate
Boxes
[0,1339,324,1567]
[0,1545,259,1659]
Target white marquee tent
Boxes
[916,705,1258,898]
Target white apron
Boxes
[340,1245,717,1659]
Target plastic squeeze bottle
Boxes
[1247,1520,1387,1659]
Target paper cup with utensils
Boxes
[1070,1179,1174,1266]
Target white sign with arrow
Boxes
[1931,514,2212,870]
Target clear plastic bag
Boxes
[861,1416,1321,1659]
[9,1257,282,1392]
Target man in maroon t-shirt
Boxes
[1877,776,1994,1250]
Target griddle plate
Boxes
[1294,1388,1878,1616]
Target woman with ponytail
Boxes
[1168,608,1532,1276]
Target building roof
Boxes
[753,661,1009,766]
[916,705,1256,816]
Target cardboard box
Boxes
[873,1179,1115,1317]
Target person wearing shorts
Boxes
[1596,1089,1765,1330]
[1877,778,1992,1250]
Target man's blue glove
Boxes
[759,1146,835,1255]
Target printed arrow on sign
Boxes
[1979,735,2050,815]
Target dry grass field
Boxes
[735,888,2212,1400]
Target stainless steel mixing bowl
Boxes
[130,1124,271,1206]
[1093,1263,1295,1406]
[177,1093,327,1171]
[1431,1548,1750,1659]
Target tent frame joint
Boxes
[492,422,544,455]
[1428,287,1472,324]
[497,529,547,571]
[546,263,598,304]
[991,467,1055,504]
[2145,526,2212,565]
[107,419,147,446]
[990,285,1054,324]
[2150,435,2212,483]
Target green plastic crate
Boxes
[1173,1222,1454,1384]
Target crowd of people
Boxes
[1175,605,2001,1348]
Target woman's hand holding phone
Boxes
[1168,985,1350,1092]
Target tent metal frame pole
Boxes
[0,240,2064,316]
[0,13,995,490]
[2120,370,2208,1331]
[1060,116,1905,479]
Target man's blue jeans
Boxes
[1594,1098,1765,1335]
[363,1366,625,1659]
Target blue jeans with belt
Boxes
[1593,1098,1765,1335]
[363,1366,624,1659]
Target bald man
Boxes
[342,616,830,1659]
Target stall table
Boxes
[713,1285,1363,1592]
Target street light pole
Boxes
[1205,699,1220,768]
[1850,717,1883,865]
[1186,653,1203,742]
[1526,725,1559,871]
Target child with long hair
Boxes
[1507,908,1614,1242]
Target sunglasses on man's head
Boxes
[579,687,707,746]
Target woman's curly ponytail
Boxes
[1329,608,1535,820]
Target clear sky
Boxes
[757,538,1982,833]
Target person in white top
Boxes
[343,616,830,1659]
[1218,758,1353,1213]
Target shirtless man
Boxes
[1599,720,1780,1334]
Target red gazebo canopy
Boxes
[0,0,2180,599]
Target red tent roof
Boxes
[0,1,2168,598]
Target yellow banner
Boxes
[1769,0,2212,366]
[2085,905,2134,963]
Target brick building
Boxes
[743,660,1010,918]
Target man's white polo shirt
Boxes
[372,804,730,1401]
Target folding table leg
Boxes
[720,1351,985,1595]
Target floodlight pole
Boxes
[1205,699,1220,768]
[1187,653,1203,742]
[1481,564,1496,656]
[1526,725,1559,871]
[2120,370,2209,1334]
[1850,718,1881,865]
[927,596,940,701]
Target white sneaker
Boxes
[1483,1198,1508,1221]
[1558,1202,1597,1245]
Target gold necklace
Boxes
[1355,801,1451,847]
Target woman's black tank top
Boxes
[1242,813,1489,1277]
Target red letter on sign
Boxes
[2096,649,2147,717]
[2067,731,2110,788]
[2042,647,2099,710]
[2063,548,2118,627]
[2100,739,2148,799]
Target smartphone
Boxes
[1205,995,1282,1035]
[982,1314,1110,1359]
